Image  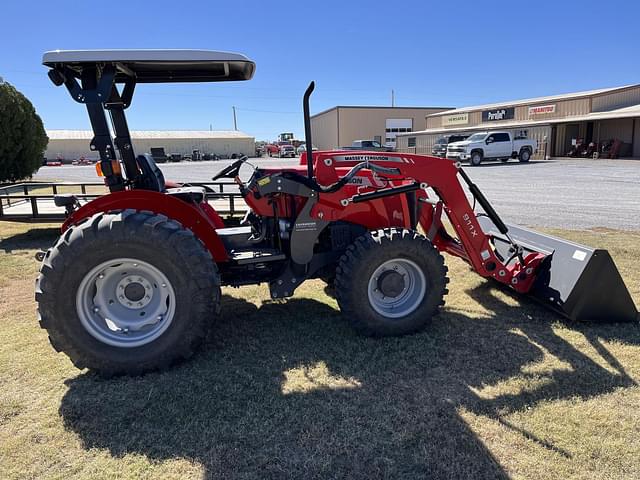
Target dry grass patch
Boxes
[0,221,639,479]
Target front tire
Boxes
[470,151,483,166]
[36,210,221,376]
[335,229,448,336]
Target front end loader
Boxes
[36,50,638,376]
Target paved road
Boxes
[35,158,640,230]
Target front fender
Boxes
[62,190,229,262]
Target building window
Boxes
[408,137,416,147]
[386,137,394,143]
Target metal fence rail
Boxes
[0,181,247,222]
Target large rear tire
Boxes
[335,229,448,336]
[36,210,221,376]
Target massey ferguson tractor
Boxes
[36,50,638,376]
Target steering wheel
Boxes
[211,156,248,181]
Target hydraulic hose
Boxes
[313,161,400,194]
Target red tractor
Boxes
[37,50,638,376]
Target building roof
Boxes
[47,130,254,140]
[428,84,640,116]
[311,105,454,118]
[398,103,640,137]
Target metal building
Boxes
[396,84,640,159]
[45,130,255,161]
[310,106,453,150]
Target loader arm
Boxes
[311,152,546,294]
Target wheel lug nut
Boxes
[98,274,104,279]
[161,283,166,288]
[157,315,163,321]
[93,307,99,313]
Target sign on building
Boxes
[442,113,469,126]
[482,107,514,122]
[528,104,556,116]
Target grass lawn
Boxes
[0,220,639,479]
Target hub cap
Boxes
[367,258,427,318]
[76,258,176,348]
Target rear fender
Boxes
[62,190,229,262]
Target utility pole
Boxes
[391,89,395,107]
[209,123,212,131]
[232,106,238,131]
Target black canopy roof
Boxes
[42,49,255,83]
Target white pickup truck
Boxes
[446,131,536,166]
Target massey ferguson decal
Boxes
[294,221,318,232]
[332,155,414,164]
[348,172,387,187]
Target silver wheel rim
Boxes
[367,258,427,318]
[76,258,176,348]
[472,153,481,165]
[522,150,530,161]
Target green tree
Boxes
[0,82,48,183]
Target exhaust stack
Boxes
[303,81,315,180]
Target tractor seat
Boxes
[166,186,206,204]
[54,194,78,207]
[136,153,166,192]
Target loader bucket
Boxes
[478,217,639,323]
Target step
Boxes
[230,249,287,265]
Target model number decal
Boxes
[462,213,478,238]
[333,155,403,163]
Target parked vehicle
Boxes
[431,134,470,158]
[296,144,318,155]
[447,131,536,166]
[72,156,96,166]
[279,144,296,158]
[150,147,170,163]
[340,140,394,152]
[264,144,279,157]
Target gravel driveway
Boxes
[35,158,640,230]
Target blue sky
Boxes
[1,0,638,141]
